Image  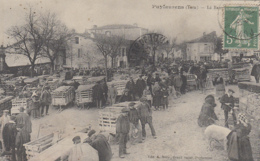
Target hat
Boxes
[72,136,81,142]
[17,124,24,129]
[121,107,130,113]
[3,110,9,113]
[88,130,96,137]
[128,102,136,107]
[228,89,235,93]
[205,95,214,100]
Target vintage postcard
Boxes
[0,0,259,161]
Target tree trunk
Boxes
[50,60,55,75]
[105,55,108,82]
[31,63,35,77]
[111,57,114,68]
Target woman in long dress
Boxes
[213,74,225,99]
[197,95,218,127]
[227,113,253,161]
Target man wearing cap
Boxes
[128,102,141,144]
[15,124,30,161]
[86,130,113,161]
[137,97,156,140]
[116,107,130,158]
[67,136,98,161]
[3,116,17,161]
[220,89,237,128]
[92,82,104,109]
[0,110,10,151]
[16,107,32,136]
[40,86,52,116]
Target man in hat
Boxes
[135,75,146,99]
[128,102,141,144]
[154,73,161,83]
[116,107,130,158]
[125,77,136,101]
[220,89,237,128]
[15,124,30,161]
[0,110,10,151]
[16,107,32,136]
[3,116,17,161]
[118,89,131,103]
[68,136,98,161]
[40,86,52,116]
[86,130,113,161]
[137,97,156,141]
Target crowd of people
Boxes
[0,107,32,161]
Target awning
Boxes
[5,54,50,67]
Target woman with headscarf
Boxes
[213,74,225,99]
[227,113,253,161]
[197,95,218,127]
[152,82,162,110]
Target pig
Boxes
[204,124,231,151]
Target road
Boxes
[31,87,241,161]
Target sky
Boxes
[0,0,258,45]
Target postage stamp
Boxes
[223,6,259,50]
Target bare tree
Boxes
[7,8,45,77]
[40,12,72,74]
[95,34,124,80]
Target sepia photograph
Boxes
[0,0,259,160]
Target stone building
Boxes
[186,31,217,61]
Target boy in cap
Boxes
[220,89,237,128]
[116,107,130,158]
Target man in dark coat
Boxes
[125,77,136,101]
[251,63,260,83]
[198,65,207,93]
[154,73,161,83]
[135,75,146,99]
[3,116,17,161]
[92,82,104,108]
[15,124,30,161]
[87,130,113,161]
[118,89,131,103]
[146,73,154,93]
[137,97,156,141]
[116,107,130,158]
[101,79,108,107]
[15,107,32,137]
[220,89,236,128]
[40,86,52,116]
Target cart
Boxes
[75,84,95,109]
[24,77,40,87]
[231,68,251,83]
[0,96,13,116]
[11,97,32,115]
[51,86,75,110]
[107,80,128,96]
[207,68,229,84]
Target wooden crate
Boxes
[47,79,60,91]
[107,80,128,96]
[75,84,94,105]
[11,98,30,115]
[24,133,54,159]
[51,86,75,106]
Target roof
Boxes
[188,31,217,43]
[53,86,73,92]
[5,54,50,67]
[91,24,145,30]
[24,77,39,83]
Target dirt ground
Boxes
[29,85,247,161]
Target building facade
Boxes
[186,32,217,61]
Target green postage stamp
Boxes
[224,6,259,50]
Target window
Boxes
[75,37,79,44]
[78,49,81,58]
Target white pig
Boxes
[204,124,231,151]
